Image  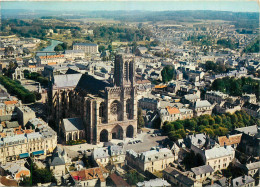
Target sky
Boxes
[1,1,259,12]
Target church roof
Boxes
[62,118,84,132]
[53,74,82,88]
[76,73,112,95]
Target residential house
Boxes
[163,167,201,187]
[190,165,214,182]
[242,103,260,118]
[73,43,98,55]
[232,175,255,187]
[108,145,125,167]
[193,100,213,117]
[70,167,106,187]
[126,148,174,172]
[192,146,235,171]
[235,125,260,157]
[92,147,110,166]
[137,178,171,187]
[244,161,260,177]
[217,134,242,148]
[0,162,30,181]
[205,91,229,104]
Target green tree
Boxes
[161,66,176,83]
[54,44,63,52]
[137,108,145,129]
[125,170,144,185]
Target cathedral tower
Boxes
[114,54,135,87]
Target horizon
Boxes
[1,1,259,13]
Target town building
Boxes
[163,167,200,187]
[73,43,98,54]
[36,54,66,65]
[16,106,36,127]
[235,125,260,157]
[137,178,171,187]
[92,147,110,166]
[192,146,235,171]
[0,162,30,181]
[0,121,57,164]
[205,91,229,104]
[70,167,107,187]
[126,148,174,172]
[217,134,242,148]
[242,102,260,118]
[64,50,85,59]
[243,161,260,177]
[191,165,214,182]
[193,100,213,116]
[232,175,255,187]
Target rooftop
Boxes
[137,178,170,187]
[74,43,98,46]
[218,134,242,147]
[205,146,234,160]
[70,167,105,182]
[63,118,84,132]
[191,165,214,176]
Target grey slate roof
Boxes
[246,161,260,171]
[53,74,82,88]
[164,167,195,186]
[74,43,98,46]
[6,121,19,128]
[93,147,109,159]
[191,165,214,176]
[50,156,65,166]
[63,118,84,132]
[184,94,200,101]
[75,73,112,95]
[235,125,258,136]
[195,100,212,108]
[205,146,234,159]
[232,175,255,186]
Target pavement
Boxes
[61,129,167,159]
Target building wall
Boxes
[50,165,66,177]
[144,157,175,172]
[206,155,234,171]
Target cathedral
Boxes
[48,54,138,144]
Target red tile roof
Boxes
[4,100,18,105]
[39,54,64,59]
[166,106,180,115]
[109,173,130,187]
[218,134,242,147]
[70,167,105,182]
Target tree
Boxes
[137,108,145,129]
[54,44,63,52]
[98,45,106,53]
[125,170,144,185]
[161,66,176,83]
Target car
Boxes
[128,141,133,144]
[77,150,82,154]
[157,133,161,136]
[117,142,124,146]
[151,134,155,137]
